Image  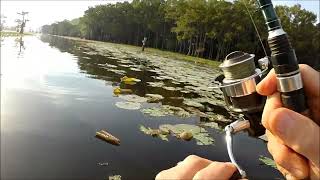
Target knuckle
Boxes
[155,170,166,180]
[268,108,287,130]
[184,155,202,164]
[193,171,206,180]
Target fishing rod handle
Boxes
[269,36,308,113]
[279,80,308,113]
[258,0,309,114]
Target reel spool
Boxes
[210,51,270,137]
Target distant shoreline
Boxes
[48,34,221,69]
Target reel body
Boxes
[213,51,270,137]
[213,51,270,178]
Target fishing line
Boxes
[241,0,268,58]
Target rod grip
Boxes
[281,88,308,113]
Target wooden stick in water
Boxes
[96,130,120,146]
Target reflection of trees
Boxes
[39,35,151,96]
[15,36,25,57]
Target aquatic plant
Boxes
[115,101,141,110]
[145,94,164,103]
[147,81,165,88]
[140,124,214,145]
[259,156,277,169]
[141,105,191,118]
[119,94,148,103]
[159,124,214,145]
[183,99,205,110]
[120,76,141,83]
[109,175,121,180]
[139,125,169,141]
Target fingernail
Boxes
[275,113,293,138]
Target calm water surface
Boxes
[1,36,282,179]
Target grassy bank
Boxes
[54,35,221,68]
[0,31,33,37]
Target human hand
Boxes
[155,155,237,180]
[257,64,320,179]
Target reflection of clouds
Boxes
[1,36,110,106]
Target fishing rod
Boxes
[210,0,310,178]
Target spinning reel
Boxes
[210,51,270,177]
[210,0,310,177]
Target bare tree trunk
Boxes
[187,38,192,55]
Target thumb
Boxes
[268,108,320,167]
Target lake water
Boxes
[1,35,282,179]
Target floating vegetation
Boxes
[121,76,141,83]
[206,113,232,123]
[184,106,207,117]
[130,67,142,72]
[141,107,171,117]
[163,86,182,91]
[148,69,163,73]
[147,81,164,88]
[83,51,98,56]
[141,105,191,118]
[259,156,277,169]
[159,124,214,145]
[183,99,205,110]
[113,87,133,95]
[179,131,193,141]
[119,94,148,103]
[115,101,141,110]
[118,64,131,68]
[95,130,120,146]
[199,122,220,130]
[98,63,118,68]
[145,94,164,103]
[109,175,121,180]
[171,81,181,85]
[107,68,126,75]
[139,125,169,141]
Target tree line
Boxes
[41,0,319,68]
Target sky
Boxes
[1,0,319,31]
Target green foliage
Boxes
[259,156,277,169]
[41,0,319,68]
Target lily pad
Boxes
[108,69,126,75]
[147,81,164,88]
[145,94,164,103]
[183,99,205,110]
[130,67,142,72]
[119,95,148,103]
[199,122,220,130]
[159,124,214,145]
[141,107,172,117]
[139,125,169,141]
[118,64,131,68]
[259,156,277,169]
[121,76,141,83]
[206,113,232,123]
[163,86,181,91]
[109,175,121,180]
[141,105,191,118]
[115,101,141,110]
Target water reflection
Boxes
[1,35,282,180]
[15,36,25,58]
